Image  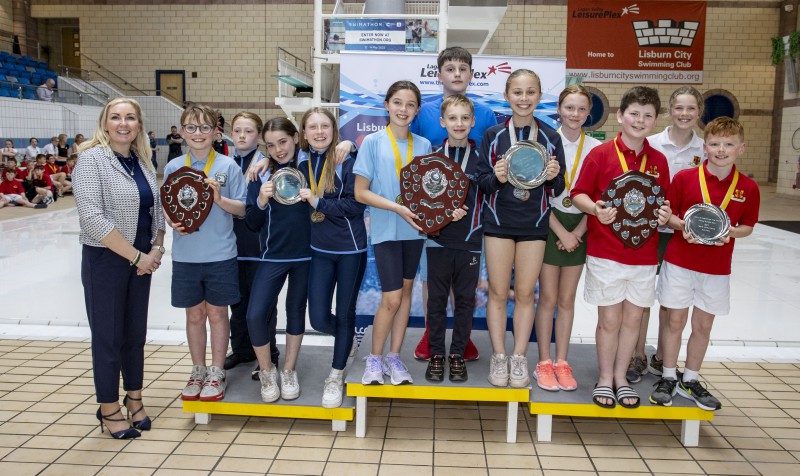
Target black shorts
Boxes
[373,239,424,292]
[484,232,548,243]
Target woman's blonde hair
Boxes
[299,107,340,195]
[79,98,154,172]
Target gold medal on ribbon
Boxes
[311,210,325,223]
[562,196,572,208]
[387,126,413,207]
[614,137,647,174]
[186,149,217,176]
[560,128,584,210]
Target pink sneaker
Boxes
[554,359,577,391]
[533,359,559,391]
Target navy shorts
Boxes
[484,232,547,243]
[171,257,240,308]
[373,239,424,292]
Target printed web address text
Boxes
[567,69,702,84]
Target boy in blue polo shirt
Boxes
[163,105,246,402]
[410,46,498,361]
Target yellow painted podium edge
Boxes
[183,400,354,421]
[347,383,530,402]
[528,401,714,421]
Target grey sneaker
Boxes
[280,369,300,400]
[649,377,678,406]
[361,354,384,385]
[259,366,280,403]
[648,354,664,376]
[322,376,344,408]
[488,353,509,387]
[625,356,648,384]
[677,379,722,411]
[383,354,413,385]
[509,354,530,388]
[199,366,226,401]
[181,365,206,401]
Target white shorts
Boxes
[4,194,23,204]
[657,261,730,316]
[584,256,657,307]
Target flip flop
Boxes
[592,385,616,409]
[616,385,641,409]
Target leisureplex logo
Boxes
[419,62,513,79]
[571,3,638,19]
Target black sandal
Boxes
[615,386,641,409]
[592,385,616,409]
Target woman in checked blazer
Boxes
[73,98,165,439]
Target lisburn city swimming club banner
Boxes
[340,52,565,331]
[566,0,706,84]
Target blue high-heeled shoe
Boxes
[123,394,152,431]
[96,407,141,439]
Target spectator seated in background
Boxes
[36,79,55,102]
[42,137,58,156]
[44,154,70,196]
[25,138,42,160]
[62,154,77,181]
[0,167,47,209]
[71,134,84,156]
[2,139,17,167]
[27,164,54,205]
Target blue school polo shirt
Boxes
[352,128,431,245]
[163,152,246,263]
[410,96,497,147]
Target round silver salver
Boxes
[683,203,731,245]
[504,140,548,190]
[270,167,307,205]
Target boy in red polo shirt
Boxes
[649,117,759,411]
[571,86,672,409]
[0,168,47,208]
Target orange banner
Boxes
[566,0,706,84]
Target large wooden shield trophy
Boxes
[399,153,469,235]
[160,166,214,234]
[601,170,664,249]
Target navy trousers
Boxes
[230,260,279,364]
[308,251,367,370]
[246,261,309,347]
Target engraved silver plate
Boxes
[271,167,307,205]
[422,168,447,198]
[683,203,730,245]
[178,184,198,211]
[505,140,548,190]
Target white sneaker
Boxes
[488,353,509,387]
[181,365,206,400]
[361,354,384,385]
[199,366,226,401]
[280,369,300,400]
[509,354,530,388]
[383,354,413,385]
[322,376,344,408]
[259,366,280,403]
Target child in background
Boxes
[245,118,310,403]
[476,69,565,388]
[532,85,602,392]
[164,105,246,403]
[2,139,17,167]
[26,164,54,205]
[424,94,478,383]
[570,86,672,409]
[213,131,229,156]
[650,117,759,411]
[354,80,432,386]
[148,131,158,170]
[297,108,366,406]
[0,167,47,208]
[44,154,70,196]
[628,86,706,383]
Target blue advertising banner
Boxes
[344,19,406,51]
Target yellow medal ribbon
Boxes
[699,163,739,211]
[559,128,585,192]
[186,149,217,176]
[307,151,329,197]
[613,137,647,174]
[386,125,413,180]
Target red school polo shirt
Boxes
[663,162,760,275]
[0,178,25,195]
[571,133,671,266]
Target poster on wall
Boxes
[344,19,406,51]
[339,51,566,335]
[566,0,706,83]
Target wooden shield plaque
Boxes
[601,170,664,249]
[400,153,469,235]
[160,166,214,234]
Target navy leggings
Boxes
[82,231,151,403]
[246,260,309,347]
[308,250,367,370]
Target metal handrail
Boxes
[277,47,309,73]
[0,78,106,105]
[54,65,110,100]
[78,53,148,96]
